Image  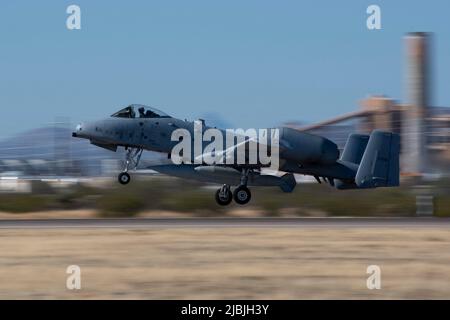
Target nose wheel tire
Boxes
[233,185,251,205]
[215,186,232,206]
[118,172,131,185]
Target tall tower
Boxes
[403,32,431,174]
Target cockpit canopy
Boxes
[111,104,171,119]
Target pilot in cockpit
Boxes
[145,110,157,118]
[138,107,146,118]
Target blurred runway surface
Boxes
[0,217,449,229]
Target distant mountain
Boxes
[0,126,113,160]
[0,126,165,176]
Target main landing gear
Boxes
[118,147,143,185]
[215,184,233,206]
[233,185,251,205]
[215,169,252,206]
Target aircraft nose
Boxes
[72,123,83,137]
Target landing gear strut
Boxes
[118,147,143,185]
[233,168,251,205]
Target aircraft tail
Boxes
[354,130,400,188]
[340,133,370,165]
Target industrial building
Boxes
[290,32,450,175]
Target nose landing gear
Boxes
[118,172,131,185]
[118,147,143,185]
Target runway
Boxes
[0,217,449,229]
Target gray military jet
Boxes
[72,104,400,205]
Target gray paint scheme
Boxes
[73,105,400,199]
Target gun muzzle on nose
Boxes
[72,123,83,137]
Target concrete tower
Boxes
[403,32,431,174]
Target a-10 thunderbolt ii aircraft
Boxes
[72,104,400,205]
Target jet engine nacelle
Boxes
[279,127,339,165]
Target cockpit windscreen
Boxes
[111,104,171,119]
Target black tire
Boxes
[233,185,251,205]
[118,172,131,185]
[215,188,232,206]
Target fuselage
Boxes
[72,105,400,203]
[74,116,189,153]
[73,107,355,181]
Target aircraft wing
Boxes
[148,163,296,192]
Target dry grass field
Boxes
[1,227,450,299]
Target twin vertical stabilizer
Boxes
[338,130,400,189]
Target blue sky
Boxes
[0,1,449,137]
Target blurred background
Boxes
[0,32,450,216]
[2,1,450,300]
[0,31,449,217]
[0,2,449,217]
